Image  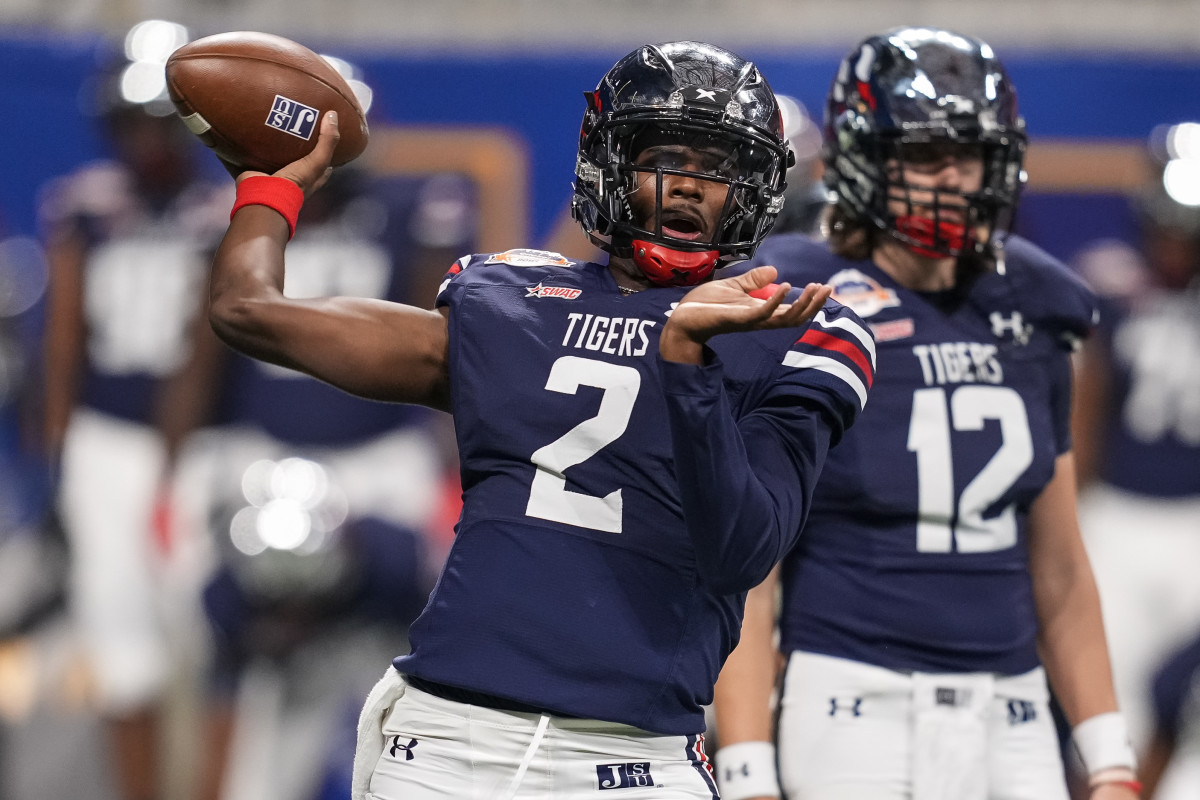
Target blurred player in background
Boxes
[1070,136,1200,777]
[713,27,1138,800]
[1139,625,1200,799]
[203,40,874,800]
[191,163,475,800]
[767,94,826,238]
[38,44,231,800]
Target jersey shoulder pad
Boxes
[435,250,586,305]
[1000,235,1100,348]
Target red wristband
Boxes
[230,176,304,239]
[1094,780,1142,795]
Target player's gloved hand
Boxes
[659,265,832,364]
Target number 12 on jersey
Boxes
[907,385,1033,554]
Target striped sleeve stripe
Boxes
[814,308,876,369]
[797,328,874,387]
[782,350,869,409]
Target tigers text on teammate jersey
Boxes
[746,233,1097,675]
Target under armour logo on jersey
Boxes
[1007,699,1037,725]
[389,737,418,760]
[597,762,656,790]
[990,310,1033,346]
[829,696,863,717]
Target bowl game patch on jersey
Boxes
[827,268,901,319]
[485,249,572,267]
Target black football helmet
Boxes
[823,27,1027,259]
[572,41,791,286]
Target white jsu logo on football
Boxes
[266,95,319,140]
[526,282,581,299]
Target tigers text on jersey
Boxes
[749,234,1097,675]
[393,251,874,735]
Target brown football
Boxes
[165,31,369,173]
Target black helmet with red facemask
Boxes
[572,41,791,286]
[823,27,1027,259]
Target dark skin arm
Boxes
[208,111,452,411]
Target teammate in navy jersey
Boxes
[204,41,874,800]
[1139,627,1200,799]
[1071,173,1200,770]
[712,28,1139,800]
[39,62,230,800]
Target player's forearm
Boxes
[1036,562,1119,725]
[208,206,302,368]
[713,567,780,744]
[1029,452,1121,725]
[714,570,784,800]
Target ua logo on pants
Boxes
[389,737,418,761]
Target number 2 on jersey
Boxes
[525,356,641,533]
[907,385,1033,553]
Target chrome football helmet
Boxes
[572,41,791,286]
[823,27,1027,258]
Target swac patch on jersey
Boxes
[525,282,581,300]
[484,248,572,267]
[827,268,900,319]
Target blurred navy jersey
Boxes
[750,233,1097,675]
[394,249,874,735]
[1151,629,1200,744]
[1090,285,1200,497]
[38,161,231,422]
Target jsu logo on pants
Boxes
[265,95,319,140]
[597,762,654,790]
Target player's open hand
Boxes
[660,266,833,364]
[234,110,340,197]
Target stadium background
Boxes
[1,1,1198,265]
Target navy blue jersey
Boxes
[1092,288,1200,497]
[394,249,874,735]
[38,161,231,423]
[1151,629,1200,743]
[750,233,1097,675]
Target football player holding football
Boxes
[207,41,875,799]
[713,27,1140,800]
